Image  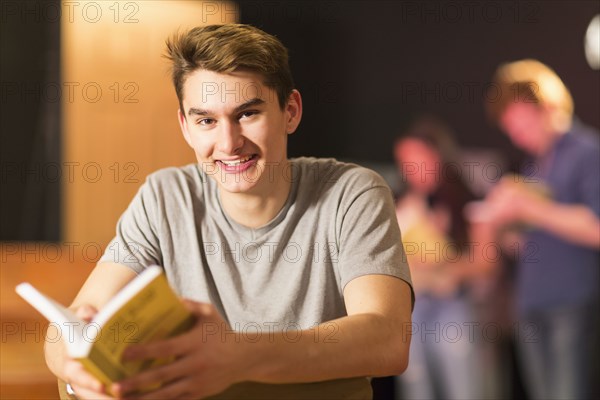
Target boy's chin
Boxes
[217,180,259,195]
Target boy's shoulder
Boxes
[291,157,390,191]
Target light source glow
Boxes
[584,14,600,70]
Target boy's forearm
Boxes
[240,313,410,384]
[44,324,68,381]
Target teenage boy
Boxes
[45,24,413,399]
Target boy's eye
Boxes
[197,118,215,126]
[239,110,258,119]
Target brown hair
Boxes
[164,24,295,112]
[485,59,574,132]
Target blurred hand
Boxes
[66,305,114,399]
[484,177,548,228]
[112,300,248,399]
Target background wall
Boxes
[1,0,61,241]
[61,1,236,245]
[240,0,600,164]
[2,0,599,242]
[0,2,237,398]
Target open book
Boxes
[15,265,195,392]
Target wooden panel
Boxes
[62,1,238,246]
[0,3,238,394]
[0,244,96,387]
[0,383,59,400]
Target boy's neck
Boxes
[219,165,293,229]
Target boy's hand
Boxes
[112,300,250,399]
[65,304,114,399]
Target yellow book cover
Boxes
[15,266,195,392]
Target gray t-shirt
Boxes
[99,157,413,399]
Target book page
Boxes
[84,269,194,383]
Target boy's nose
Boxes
[216,122,244,154]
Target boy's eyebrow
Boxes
[187,98,266,117]
[234,98,265,113]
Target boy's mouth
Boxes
[216,154,258,172]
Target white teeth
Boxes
[221,156,252,166]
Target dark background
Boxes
[1,0,599,241]
[1,0,61,240]
[240,0,599,162]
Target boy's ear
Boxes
[285,89,303,135]
[178,109,193,147]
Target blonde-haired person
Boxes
[482,59,599,400]
[43,24,414,400]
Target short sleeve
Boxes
[98,178,162,273]
[337,171,414,307]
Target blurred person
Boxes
[393,116,495,400]
[482,59,600,400]
[43,24,414,399]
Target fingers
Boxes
[181,299,215,318]
[123,301,218,362]
[122,330,194,361]
[74,304,99,322]
[63,359,105,393]
[71,383,115,400]
[112,357,192,398]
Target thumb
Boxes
[181,298,215,318]
[74,304,98,322]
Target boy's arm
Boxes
[112,274,412,398]
[252,273,413,380]
[44,262,137,394]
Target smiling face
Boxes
[177,69,302,197]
